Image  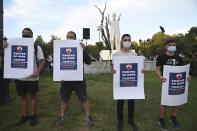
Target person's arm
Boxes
[31,46,45,78]
[111,64,116,74]
[32,59,45,78]
[83,50,91,65]
[2,43,8,48]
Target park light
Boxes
[159,26,165,33]
[159,26,165,48]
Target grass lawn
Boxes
[0,72,197,131]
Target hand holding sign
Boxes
[160,77,167,82]
[80,42,86,50]
[4,38,34,79]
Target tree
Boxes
[151,32,169,45]
[35,35,48,57]
[131,41,140,54]
[86,45,99,61]
[150,32,170,55]
[45,35,61,57]
[186,27,197,40]
[172,27,197,56]
[95,41,106,51]
[35,35,45,45]
[185,27,197,55]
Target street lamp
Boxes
[159,26,165,33]
[159,26,165,48]
[139,39,145,55]
[147,39,151,57]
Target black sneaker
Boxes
[169,116,181,129]
[29,115,38,126]
[116,121,123,131]
[85,116,95,127]
[128,121,138,131]
[16,115,29,126]
[52,116,65,127]
[158,118,167,131]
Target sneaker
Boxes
[158,118,167,131]
[128,121,138,131]
[116,121,123,131]
[29,115,38,126]
[169,116,181,129]
[16,115,29,126]
[85,116,94,127]
[52,116,65,127]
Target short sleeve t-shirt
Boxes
[18,45,44,81]
[156,53,183,74]
[112,50,138,64]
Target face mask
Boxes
[123,42,131,49]
[167,46,176,52]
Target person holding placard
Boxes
[155,38,191,130]
[0,49,11,103]
[3,28,45,126]
[112,34,139,131]
[53,31,94,127]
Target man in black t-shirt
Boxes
[155,38,191,131]
[53,31,94,127]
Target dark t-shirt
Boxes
[156,53,183,75]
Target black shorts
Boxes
[15,80,39,96]
[60,81,87,102]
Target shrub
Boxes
[183,58,197,76]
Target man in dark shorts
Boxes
[155,38,191,130]
[3,28,45,126]
[53,31,94,127]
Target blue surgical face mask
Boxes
[167,46,176,52]
[123,42,131,49]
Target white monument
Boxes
[110,13,121,50]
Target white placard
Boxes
[53,40,83,81]
[113,56,145,99]
[4,38,34,79]
[161,64,190,106]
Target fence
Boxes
[84,61,156,74]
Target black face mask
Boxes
[22,35,33,38]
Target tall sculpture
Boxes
[110,13,121,50]
[95,3,111,50]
